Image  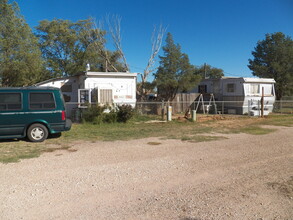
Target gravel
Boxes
[0,126,292,220]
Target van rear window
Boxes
[29,93,56,110]
[0,93,22,110]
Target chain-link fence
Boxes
[65,98,293,122]
[136,101,266,116]
[273,100,293,114]
[135,99,293,116]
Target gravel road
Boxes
[0,126,292,220]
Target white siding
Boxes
[36,72,137,117]
[84,76,136,104]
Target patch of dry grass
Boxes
[147,142,162,145]
[1,114,292,163]
[0,140,76,164]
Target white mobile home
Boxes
[192,77,276,115]
[36,71,137,118]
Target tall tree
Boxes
[196,63,224,79]
[106,15,130,72]
[138,25,166,100]
[36,18,125,78]
[248,32,293,99]
[154,33,201,101]
[0,0,43,86]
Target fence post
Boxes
[161,100,165,120]
[167,105,172,121]
[222,101,224,115]
[261,87,264,117]
[257,100,261,117]
[191,110,197,122]
[166,101,172,121]
[248,100,250,116]
[280,99,283,114]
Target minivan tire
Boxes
[27,123,48,142]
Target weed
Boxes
[147,142,162,145]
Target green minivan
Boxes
[0,87,71,142]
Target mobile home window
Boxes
[198,85,207,94]
[78,89,90,107]
[0,93,22,110]
[29,93,56,110]
[250,84,260,94]
[226,84,235,93]
[63,94,71,102]
[61,84,72,92]
[100,89,113,104]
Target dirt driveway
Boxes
[0,126,292,220]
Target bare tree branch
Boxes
[87,17,119,72]
[142,24,166,82]
[106,15,130,72]
[139,24,166,100]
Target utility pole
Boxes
[261,87,264,117]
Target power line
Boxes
[128,65,145,71]
[223,71,253,77]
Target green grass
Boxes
[129,113,162,122]
[0,139,73,164]
[180,135,227,142]
[259,114,293,127]
[1,114,293,163]
[235,126,277,135]
[0,142,42,163]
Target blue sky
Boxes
[16,0,293,79]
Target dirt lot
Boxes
[0,126,292,220]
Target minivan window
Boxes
[29,92,56,110]
[0,93,22,110]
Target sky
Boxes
[15,0,293,80]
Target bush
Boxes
[102,110,117,123]
[82,104,134,124]
[117,104,134,123]
[82,104,105,123]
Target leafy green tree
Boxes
[0,0,43,86]
[196,63,224,79]
[36,18,125,78]
[154,33,201,101]
[248,32,293,99]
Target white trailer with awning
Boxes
[192,77,276,115]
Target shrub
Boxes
[82,104,105,122]
[82,104,134,124]
[102,110,117,123]
[117,104,134,123]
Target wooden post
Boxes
[222,101,224,115]
[248,100,251,116]
[161,100,165,121]
[261,87,264,117]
